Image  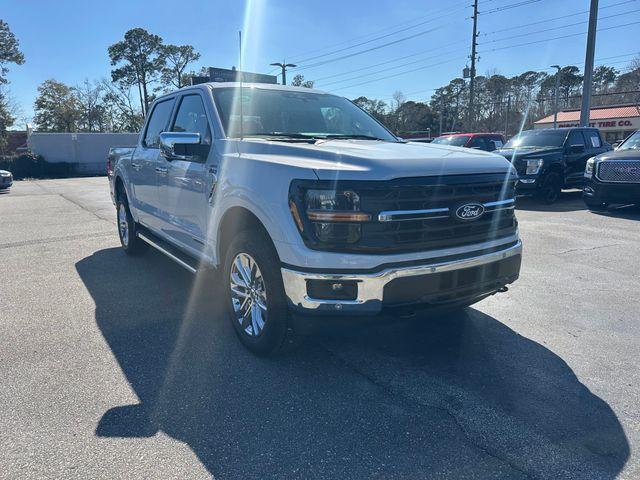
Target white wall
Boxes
[28,133,138,175]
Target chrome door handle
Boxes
[155,167,168,175]
[131,162,142,171]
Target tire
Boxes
[223,229,294,356]
[584,199,609,212]
[116,192,148,255]
[536,172,562,204]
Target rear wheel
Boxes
[223,230,294,356]
[536,172,562,204]
[116,193,147,255]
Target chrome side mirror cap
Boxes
[159,132,201,161]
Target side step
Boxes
[137,229,198,274]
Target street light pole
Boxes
[270,61,297,85]
[580,0,599,126]
[551,65,562,129]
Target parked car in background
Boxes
[0,169,13,190]
[494,127,610,204]
[583,129,640,211]
[108,82,522,356]
[431,133,506,152]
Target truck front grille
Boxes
[348,174,517,254]
[597,160,640,183]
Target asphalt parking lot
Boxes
[1,177,639,479]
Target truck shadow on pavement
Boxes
[515,190,587,212]
[76,248,629,479]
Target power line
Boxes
[482,9,640,45]
[290,7,466,65]
[311,42,468,83]
[328,58,464,92]
[482,0,638,36]
[291,25,444,72]
[480,0,543,15]
[282,0,470,64]
[317,48,469,88]
[478,20,640,54]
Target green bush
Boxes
[0,153,76,180]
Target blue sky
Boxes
[2,0,639,124]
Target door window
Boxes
[143,99,175,148]
[567,130,585,149]
[584,131,601,148]
[171,95,212,144]
[469,136,489,150]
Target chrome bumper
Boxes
[281,240,522,314]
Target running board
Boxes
[137,231,198,274]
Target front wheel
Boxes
[223,230,294,356]
[536,172,562,204]
[584,199,609,212]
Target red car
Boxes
[431,132,506,152]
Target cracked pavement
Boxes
[1,178,638,479]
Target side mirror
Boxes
[159,132,201,161]
[612,141,622,150]
[568,144,585,154]
[488,140,498,152]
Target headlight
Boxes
[525,159,544,175]
[0,172,10,177]
[585,157,596,176]
[291,189,371,244]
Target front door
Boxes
[564,130,591,186]
[158,93,213,255]
[130,98,175,229]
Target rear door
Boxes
[129,98,175,229]
[158,93,212,254]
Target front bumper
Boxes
[281,240,522,315]
[0,176,12,189]
[583,177,640,204]
[515,177,538,194]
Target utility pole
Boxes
[439,97,444,135]
[580,0,599,126]
[504,95,511,137]
[468,0,479,131]
[270,60,297,85]
[551,65,562,129]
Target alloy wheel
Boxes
[230,253,268,337]
[118,203,129,246]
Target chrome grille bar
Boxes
[378,198,515,222]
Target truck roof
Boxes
[155,82,330,102]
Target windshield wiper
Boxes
[322,134,391,141]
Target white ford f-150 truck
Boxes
[108,82,522,355]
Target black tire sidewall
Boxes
[538,172,562,204]
[116,194,145,255]
[223,230,290,356]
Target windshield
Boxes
[211,87,397,141]
[431,135,471,147]
[504,130,567,149]
[618,130,640,150]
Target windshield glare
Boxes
[211,87,396,141]
[504,130,567,149]
[618,131,640,150]
[431,135,471,147]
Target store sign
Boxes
[536,116,640,130]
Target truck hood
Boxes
[238,139,514,181]
[494,146,563,162]
[595,149,640,162]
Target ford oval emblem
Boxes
[455,203,485,221]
